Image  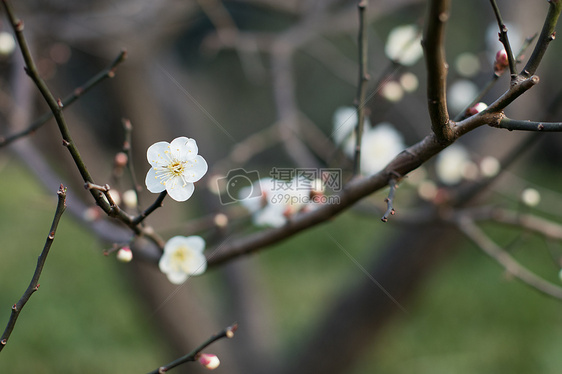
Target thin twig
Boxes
[0,185,67,352]
[522,0,562,77]
[489,0,517,76]
[147,323,238,373]
[133,191,168,226]
[495,117,562,131]
[353,0,369,176]
[0,50,127,148]
[121,118,142,213]
[381,178,398,222]
[457,215,562,300]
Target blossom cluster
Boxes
[239,177,325,228]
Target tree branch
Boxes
[495,116,562,131]
[147,323,238,374]
[522,0,562,77]
[0,50,127,148]
[423,0,453,143]
[352,0,369,176]
[0,185,67,352]
[456,215,562,300]
[489,0,517,76]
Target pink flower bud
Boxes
[116,247,133,263]
[467,102,488,116]
[199,353,220,370]
[114,152,128,168]
[494,49,509,75]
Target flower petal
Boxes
[170,137,198,161]
[182,156,208,183]
[145,167,166,193]
[187,252,207,275]
[182,236,206,253]
[147,141,171,166]
[166,271,189,285]
[166,179,195,202]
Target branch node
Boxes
[62,139,70,147]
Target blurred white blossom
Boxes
[455,52,481,77]
[385,24,423,66]
[344,122,406,175]
[480,156,501,177]
[159,235,207,284]
[240,177,318,228]
[521,188,541,207]
[436,144,472,185]
[0,31,15,57]
[380,81,404,102]
[448,80,478,114]
[399,72,419,93]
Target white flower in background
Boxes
[122,189,138,209]
[521,188,541,207]
[145,137,208,202]
[0,31,15,57]
[239,178,273,213]
[435,144,472,185]
[455,52,481,77]
[399,72,419,93]
[448,79,478,114]
[385,24,423,66]
[240,177,314,228]
[344,122,406,175]
[332,106,370,146]
[480,156,501,177]
[159,235,207,284]
[380,81,404,102]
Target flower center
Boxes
[168,161,185,176]
[173,247,187,262]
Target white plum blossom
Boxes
[435,144,472,185]
[385,24,423,66]
[145,137,208,202]
[344,122,406,175]
[240,177,316,228]
[159,235,207,284]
